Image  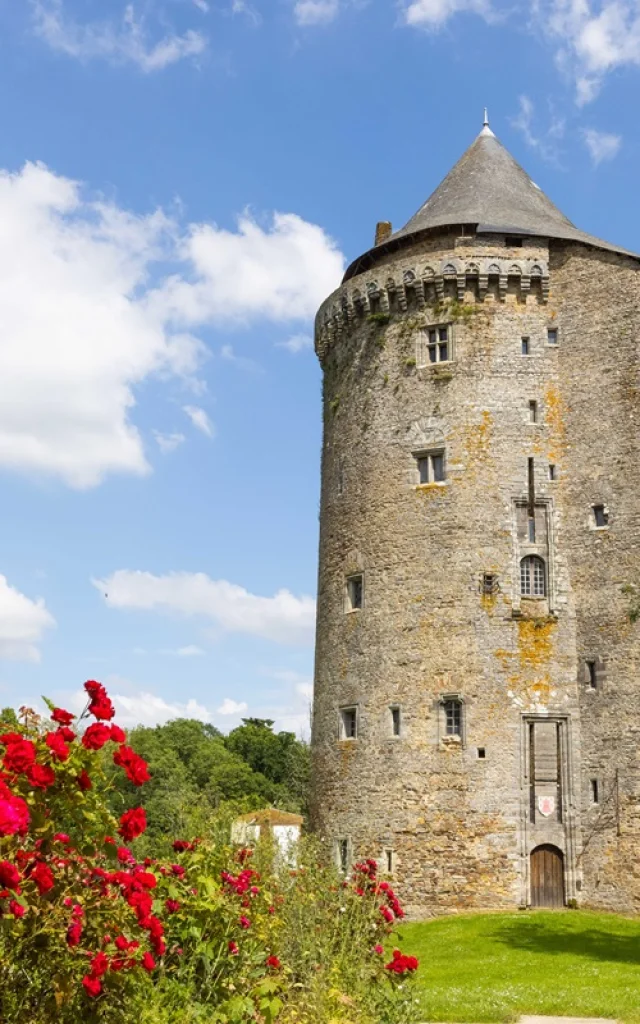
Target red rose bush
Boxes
[0,682,419,1024]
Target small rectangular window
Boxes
[420,325,450,365]
[477,747,486,759]
[549,464,556,481]
[586,660,597,689]
[591,779,599,805]
[339,707,357,740]
[346,574,363,611]
[337,838,349,873]
[593,505,608,528]
[390,706,401,737]
[369,294,381,315]
[547,328,558,345]
[521,337,530,355]
[529,400,538,423]
[385,848,394,874]
[482,573,498,595]
[444,699,462,737]
[416,450,446,484]
[528,518,536,543]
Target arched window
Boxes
[520,555,546,597]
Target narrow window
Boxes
[521,337,530,355]
[547,328,558,345]
[549,464,556,481]
[586,660,597,689]
[346,574,363,612]
[444,699,462,737]
[520,555,546,597]
[482,573,497,595]
[591,779,599,805]
[337,458,344,496]
[369,294,381,315]
[477,747,486,759]
[385,848,394,874]
[593,505,608,528]
[424,325,450,364]
[529,400,538,423]
[337,838,349,873]
[528,517,536,543]
[431,452,445,482]
[339,707,357,740]
[390,706,401,737]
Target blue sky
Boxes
[0,0,637,736]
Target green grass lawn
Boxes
[399,910,640,1022]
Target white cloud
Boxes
[510,95,565,164]
[294,0,339,24]
[153,430,186,454]
[217,697,249,715]
[0,161,342,489]
[176,644,206,657]
[403,0,491,29]
[32,1,207,71]
[183,405,215,437]
[582,127,622,164]
[541,0,640,103]
[277,333,313,354]
[0,575,55,662]
[94,570,316,646]
[154,211,344,326]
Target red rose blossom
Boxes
[0,792,30,836]
[82,723,111,750]
[82,975,102,998]
[45,731,70,762]
[30,862,55,895]
[26,764,56,790]
[8,899,25,918]
[228,941,239,955]
[141,952,156,972]
[2,738,36,775]
[109,724,126,743]
[84,680,115,721]
[118,807,146,842]
[113,745,150,786]
[385,949,419,975]
[0,861,21,890]
[89,951,109,978]
[51,707,74,726]
[165,899,180,913]
[76,770,92,791]
[266,955,281,969]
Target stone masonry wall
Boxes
[311,228,640,917]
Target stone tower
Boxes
[311,119,640,915]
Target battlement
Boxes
[315,251,550,361]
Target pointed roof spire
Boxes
[344,122,635,279]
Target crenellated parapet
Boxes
[315,254,550,360]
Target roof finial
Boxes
[483,107,489,128]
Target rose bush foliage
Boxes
[0,683,418,1024]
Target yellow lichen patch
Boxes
[461,411,493,478]
[494,648,515,671]
[414,483,447,499]
[544,382,566,461]
[337,741,357,777]
[528,680,552,702]
[480,591,497,613]
[517,617,557,669]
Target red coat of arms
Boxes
[538,795,555,817]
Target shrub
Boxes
[0,683,418,1024]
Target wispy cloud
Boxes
[277,333,313,354]
[153,430,186,454]
[220,344,263,373]
[510,95,565,164]
[582,127,621,165]
[32,1,208,72]
[293,0,339,25]
[94,570,316,646]
[183,405,215,438]
[231,0,262,26]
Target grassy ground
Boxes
[399,910,640,1022]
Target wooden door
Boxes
[530,845,565,908]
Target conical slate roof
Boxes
[343,122,636,281]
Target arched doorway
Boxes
[530,844,565,908]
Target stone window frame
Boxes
[580,655,606,692]
[413,447,446,487]
[511,496,557,615]
[338,705,359,741]
[520,554,547,598]
[546,326,559,347]
[436,692,466,748]
[590,503,610,530]
[521,336,531,356]
[590,778,600,806]
[389,705,402,739]
[345,573,364,613]
[382,848,396,876]
[416,322,455,368]
[335,837,352,875]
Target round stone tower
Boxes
[311,118,640,916]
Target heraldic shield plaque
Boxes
[538,795,556,817]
